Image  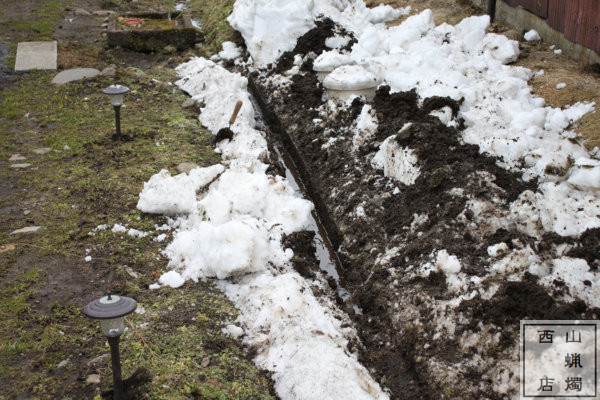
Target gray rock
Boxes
[10,226,41,235]
[177,162,199,174]
[63,145,71,151]
[32,147,52,155]
[92,10,115,16]
[10,163,31,168]
[181,98,195,109]
[100,66,116,76]
[57,359,70,368]
[86,374,101,384]
[74,7,91,16]
[15,41,57,71]
[52,68,100,85]
[23,210,31,215]
[9,154,26,161]
[164,45,177,54]
[87,353,110,367]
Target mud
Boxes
[251,19,600,399]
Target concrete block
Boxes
[15,41,57,71]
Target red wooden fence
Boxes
[503,0,600,53]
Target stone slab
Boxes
[15,41,57,71]
[52,68,100,84]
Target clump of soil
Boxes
[274,18,356,74]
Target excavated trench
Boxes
[229,18,600,400]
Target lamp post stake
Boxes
[108,336,123,400]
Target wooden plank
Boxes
[502,0,548,18]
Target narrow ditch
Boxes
[247,76,425,397]
[249,85,351,301]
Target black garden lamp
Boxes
[84,293,137,400]
[102,84,130,140]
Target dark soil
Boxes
[251,19,600,399]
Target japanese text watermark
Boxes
[521,320,598,398]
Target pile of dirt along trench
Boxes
[235,19,600,399]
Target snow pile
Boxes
[218,41,242,60]
[228,0,410,66]
[524,29,540,41]
[137,57,388,400]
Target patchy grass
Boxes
[4,0,72,42]
[0,58,273,399]
[188,0,241,53]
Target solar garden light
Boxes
[102,84,130,140]
[84,293,137,400]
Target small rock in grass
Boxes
[74,7,91,16]
[101,66,116,76]
[181,98,195,109]
[92,10,115,16]
[9,154,26,161]
[125,266,139,279]
[86,374,101,384]
[57,359,70,368]
[176,162,199,174]
[10,163,31,168]
[23,210,31,215]
[164,45,177,54]
[87,353,109,367]
[32,147,52,155]
[10,226,41,234]
[556,83,567,90]
[201,358,210,367]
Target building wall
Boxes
[470,0,600,65]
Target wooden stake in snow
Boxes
[229,100,243,126]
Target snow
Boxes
[137,56,388,400]
[137,165,224,215]
[371,124,420,185]
[352,104,378,150]
[218,41,242,60]
[524,29,540,41]
[158,270,185,288]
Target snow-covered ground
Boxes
[128,0,600,398]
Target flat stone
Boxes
[181,98,195,109]
[32,147,52,155]
[177,162,199,174]
[52,68,100,84]
[10,226,41,235]
[23,210,31,215]
[9,154,26,161]
[10,163,31,168]
[86,374,101,384]
[74,7,91,16]
[15,41,57,72]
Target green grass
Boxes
[188,0,241,53]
